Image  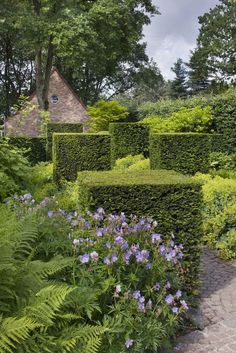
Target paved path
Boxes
[174,248,236,353]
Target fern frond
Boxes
[24,285,75,326]
[0,316,37,353]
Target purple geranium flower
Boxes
[125,339,134,348]
[103,257,111,265]
[172,307,179,314]
[165,294,174,305]
[132,290,141,299]
[175,290,182,299]
[111,253,118,263]
[115,236,125,246]
[79,254,90,264]
[180,300,189,310]
[154,282,160,291]
[90,251,99,261]
[151,233,162,243]
[73,239,80,246]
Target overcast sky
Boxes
[143,0,220,80]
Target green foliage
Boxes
[53,133,111,182]
[109,123,150,163]
[209,152,236,170]
[77,169,203,294]
[188,0,236,89]
[8,137,46,164]
[170,58,188,99]
[150,133,211,174]
[46,123,83,160]
[114,154,150,172]
[88,100,128,132]
[142,106,213,133]
[0,205,104,353]
[0,140,31,201]
[210,134,229,153]
[193,173,236,259]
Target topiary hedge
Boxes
[150,133,211,174]
[210,134,229,153]
[46,123,83,160]
[109,123,150,163]
[77,169,203,295]
[8,137,46,164]
[53,133,111,182]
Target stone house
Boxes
[6,67,88,136]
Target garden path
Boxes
[175,248,236,353]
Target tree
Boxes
[188,0,236,92]
[1,0,158,111]
[170,58,188,98]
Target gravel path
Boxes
[174,248,236,353]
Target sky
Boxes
[143,0,220,80]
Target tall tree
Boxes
[1,0,158,111]
[188,0,236,92]
[170,58,188,98]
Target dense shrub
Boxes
[53,133,111,182]
[6,195,190,353]
[77,169,203,294]
[114,154,150,171]
[150,133,211,174]
[0,205,104,353]
[210,134,229,153]
[141,106,213,133]
[138,87,236,153]
[193,173,236,259]
[88,99,129,132]
[8,137,46,164]
[109,123,150,163]
[46,123,83,160]
[209,152,236,170]
[0,140,31,201]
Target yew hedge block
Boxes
[53,133,111,182]
[150,133,211,174]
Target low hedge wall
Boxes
[46,123,83,160]
[109,123,150,163]
[8,137,46,164]
[150,133,211,174]
[53,133,111,182]
[77,169,203,295]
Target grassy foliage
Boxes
[113,154,150,171]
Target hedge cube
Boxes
[8,137,46,164]
[53,133,111,182]
[109,123,150,163]
[210,134,229,153]
[46,123,83,160]
[77,169,203,294]
[150,133,211,174]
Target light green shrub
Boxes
[141,106,213,133]
[209,152,236,170]
[193,173,236,259]
[113,154,150,171]
[88,99,128,132]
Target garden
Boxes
[0,85,236,353]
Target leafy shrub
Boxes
[53,133,111,182]
[88,99,129,132]
[8,137,47,164]
[209,152,236,170]
[8,196,189,353]
[114,154,150,171]
[109,123,150,163]
[141,106,213,133]
[77,169,203,294]
[150,133,211,174]
[0,205,104,353]
[46,123,83,160]
[0,140,31,201]
[193,173,236,259]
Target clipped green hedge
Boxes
[210,134,229,153]
[150,133,211,174]
[109,123,150,163]
[53,133,111,182]
[8,137,46,164]
[46,123,83,160]
[77,169,203,294]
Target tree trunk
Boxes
[42,36,54,110]
[35,47,44,110]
